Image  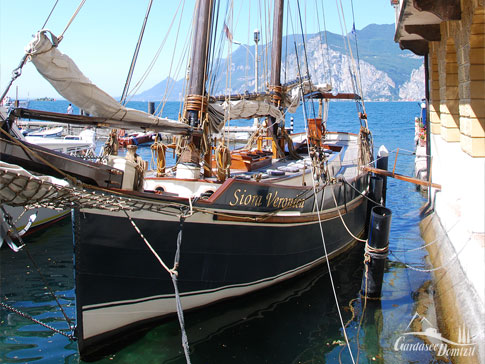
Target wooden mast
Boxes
[269,0,285,158]
[186,0,211,126]
[270,0,284,93]
[178,0,213,177]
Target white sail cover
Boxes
[284,80,332,113]
[208,99,283,133]
[26,31,189,134]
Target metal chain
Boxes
[389,237,471,273]
[0,206,74,328]
[0,301,76,340]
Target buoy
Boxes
[376,145,389,206]
[361,206,392,299]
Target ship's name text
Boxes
[228,189,305,209]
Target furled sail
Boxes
[208,99,283,133]
[283,80,332,113]
[26,30,189,134]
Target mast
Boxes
[179,0,213,178]
[268,0,285,157]
[253,29,260,128]
[186,0,212,127]
[270,0,284,91]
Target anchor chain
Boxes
[0,206,75,331]
[0,301,76,340]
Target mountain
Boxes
[133,24,425,102]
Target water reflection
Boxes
[0,218,78,363]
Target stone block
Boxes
[470,81,485,96]
[460,116,485,137]
[470,64,485,80]
[459,82,471,99]
[440,112,461,128]
[431,122,442,135]
[471,23,485,35]
[445,98,460,111]
[458,64,470,83]
[446,73,460,86]
[469,47,485,64]
[460,99,485,118]
[430,109,441,135]
[441,125,461,142]
[446,63,458,75]
[446,86,460,100]
[470,34,485,48]
[461,135,485,157]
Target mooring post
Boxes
[361,206,392,299]
[376,145,389,206]
[148,101,155,115]
[365,176,383,236]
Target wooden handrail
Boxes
[362,166,441,190]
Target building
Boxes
[393,1,484,363]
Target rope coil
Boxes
[185,94,208,114]
[215,142,231,182]
[151,138,167,176]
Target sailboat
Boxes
[0,0,374,359]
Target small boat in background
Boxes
[1,96,29,109]
[26,126,63,137]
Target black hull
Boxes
[73,185,368,359]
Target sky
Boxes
[0,0,397,99]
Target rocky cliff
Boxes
[134,24,425,102]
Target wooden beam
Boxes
[399,39,429,56]
[405,24,441,41]
[308,92,361,100]
[413,0,461,21]
[362,166,442,190]
[11,108,196,136]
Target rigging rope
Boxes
[41,0,60,29]
[295,0,316,119]
[126,0,185,103]
[296,61,356,364]
[58,0,86,42]
[120,0,154,105]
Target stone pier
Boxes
[393,1,484,363]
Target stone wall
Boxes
[428,1,484,157]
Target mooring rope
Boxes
[171,216,192,364]
[295,59,356,363]
[389,237,472,273]
[121,207,192,364]
[341,178,384,209]
[330,187,367,243]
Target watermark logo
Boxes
[394,312,476,358]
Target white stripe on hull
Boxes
[81,236,358,340]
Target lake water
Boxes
[0,100,446,363]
